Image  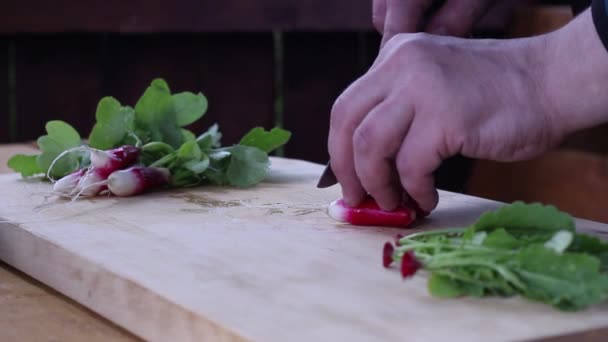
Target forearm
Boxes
[537,9,608,135]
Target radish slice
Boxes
[328,196,417,228]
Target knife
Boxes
[317,162,337,188]
[316,0,447,189]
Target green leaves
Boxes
[134,79,180,148]
[390,202,608,311]
[8,120,83,178]
[516,246,608,311]
[36,121,83,178]
[173,91,208,127]
[474,201,574,234]
[226,145,270,187]
[7,78,292,190]
[7,154,42,177]
[239,127,291,153]
[88,97,135,150]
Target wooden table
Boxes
[0,143,607,341]
[0,144,137,341]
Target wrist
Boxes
[534,9,608,136]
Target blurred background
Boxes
[0,0,606,222]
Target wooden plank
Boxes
[1,159,608,341]
[0,39,8,143]
[0,143,138,342]
[14,36,105,142]
[0,0,373,33]
[102,34,276,145]
[0,262,138,342]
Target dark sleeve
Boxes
[570,0,591,14]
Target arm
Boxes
[328,8,608,213]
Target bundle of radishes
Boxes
[8,78,291,198]
[51,145,170,198]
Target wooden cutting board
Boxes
[1,157,608,342]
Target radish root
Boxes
[46,146,91,182]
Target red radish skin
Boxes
[328,197,417,228]
[89,145,140,177]
[395,234,404,246]
[66,145,141,197]
[383,242,395,268]
[107,166,170,197]
[400,251,421,278]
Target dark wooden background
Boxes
[3,1,608,222]
[0,0,380,162]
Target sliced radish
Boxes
[328,196,417,228]
[383,242,395,268]
[400,251,421,278]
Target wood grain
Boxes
[0,262,137,342]
[0,144,138,342]
[467,150,608,224]
[1,157,608,341]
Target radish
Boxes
[106,166,170,197]
[74,145,141,196]
[327,196,417,228]
[383,242,395,268]
[399,250,421,278]
[53,168,87,194]
[50,145,141,197]
[72,166,170,198]
[89,145,140,177]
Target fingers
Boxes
[396,124,443,213]
[425,0,494,36]
[329,75,385,206]
[353,97,414,211]
[381,0,431,48]
[373,0,387,34]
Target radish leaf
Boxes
[36,120,83,178]
[239,127,291,153]
[173,91,208,127]
[7,154,42,177]
[88,97,135,150]
[226,145,269,187]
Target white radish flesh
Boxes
[53,168,86,194]
[107,167,170,197]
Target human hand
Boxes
[373,0,497,47]
[328,33,561,213]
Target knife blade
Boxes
[316,162,337,188]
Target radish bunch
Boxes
[8,79,292,194]
[52,145,170,198]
